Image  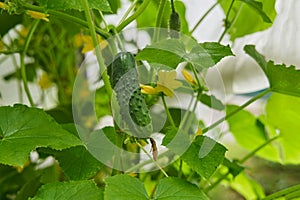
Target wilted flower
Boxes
[26,10,49,22]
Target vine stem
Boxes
[205,134,280,193]
[118,0,138,26]
[116,0,151,32]
[190,1,218,34]
[161,94,176,128]
[20,20,40,107]
[82,0,113,97]
[153,0,167,42]
[19,1,110,38]
[218,0,235,43]
[262,184,300,200]
[135,139,169,177]
[202,88,272,134]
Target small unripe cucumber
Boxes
[108,52,152,138]
[169,11,181,38]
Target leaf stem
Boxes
[262,184,300,200]
[20,20,40,107]
[170,0,175,12]
[218,0,235,43]
[19,1,110,38]
[202,88,272,134]
[135,139,169,177]
[82,0,113,97]
[190,1,219,34]
[238,135,280,164]
[161,94,176,128]
[153,0,167,42]
[118,0,138,26]
[116,0,151,32]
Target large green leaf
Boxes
[220,0,276,41]
[136,40,233,69]
[226,105,281,162]
[155,177,209,200]
[181,136,227,179]
[46,146,103,180]
[35,0,111,12]
[104,174,148,200]
[30,180,103,200]
[0,104,82,166]
[266,93,300,164]
[245,45,300,97]
[188,42,234,70]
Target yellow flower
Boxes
[38,73,53,89]
[182,69,197,85]
[0,2,8,10]
[141,70,182,97]
[26,10,49,22]
[74,34,108,53]
[156,70,182,97]
[195,127,203,137]
[140,84,157,95]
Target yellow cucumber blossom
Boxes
[140,84,157,95]
[26,10,49,22]
[141,70,182,97]
[0,2,9,10]
[74,34,108,53]
[38,73,53,89]
[156,70,182,97]
[182,69,197,85]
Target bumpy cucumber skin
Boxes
[169,11,181,38]
[108,52,152,137]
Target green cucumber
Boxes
[108,52,152,138]
[169,11,181,38]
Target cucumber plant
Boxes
[1,0,300,200]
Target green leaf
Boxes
[220,0,276,41]
[0,104,82,166]
[198,93,225,111]
[30,180,103,200]
[35,0,111,12]
[266,93,300,164]
[137,40,233,70]
[237,0,272,22]
[104,174,148,200]
[227,105,281,162]
[222,158,244,177]
[155,177,209,200]
[245,45,300,97]
[48,146,103,180]
[136,39,186,68]
[188,42,234,69]
[181,136,227,179]
[229,172,265,199]
[0,11,23,37]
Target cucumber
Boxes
[169,11,181,38]
[108,52,152,138]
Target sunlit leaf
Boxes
[266,93,300,164]
[227,105,281,162]
[220,0,276,41]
